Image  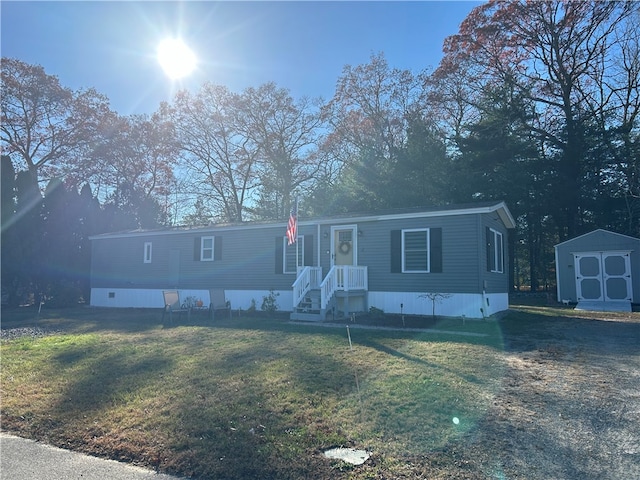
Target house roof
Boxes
[554,229,640,249]
[90,201,516,240]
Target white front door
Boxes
[574,252,632,302]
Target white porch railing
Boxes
[292,266,323,309]
[320,266,368,310]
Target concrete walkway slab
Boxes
[0,432,182,480]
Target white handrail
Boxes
[319,266,368,309]
[292,266,322,309]
[320,266,335,310]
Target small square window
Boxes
[487,228,504,273]
[144,242,152,263]
[201,236,214,261]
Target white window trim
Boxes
[402,228,430,273]
[201,236,215,262]
[489,228,504,273]
[283,235,304,274]
[143,242,152,263]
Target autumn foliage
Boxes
[1,0,639,302]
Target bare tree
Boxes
[89,113,177,199]
[240,82,324,220]
[167,84,260,223]
[1,57,112,189]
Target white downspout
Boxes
[317,223,321,269]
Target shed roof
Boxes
[554,229,640,249]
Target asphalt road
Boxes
[0,432,182,480]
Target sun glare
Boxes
[157,38,197,80]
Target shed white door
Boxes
[574,252,632,302]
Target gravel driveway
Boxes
[463,312,640,479]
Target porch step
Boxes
[292,289,325,321]
[299,290,321,309]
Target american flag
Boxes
[286,200,298,245]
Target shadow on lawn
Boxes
[359,337,494,387]
[0,306,167,334]
[50,347,173,415]
[4,304,638,357]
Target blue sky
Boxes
[2,1,481,115]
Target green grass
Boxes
[1,308,506,479]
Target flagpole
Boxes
[286,195,299,273]
[295,196,299,273]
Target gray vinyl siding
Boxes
[91,224,317,291]
[480,213,511,294]
[91,203,514,296]
[315,213,499,294]
[359,215,481,294]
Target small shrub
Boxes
[369,306,385,318]
[261,289,280,314]
[248,299,257,313]
[418,292,452,318]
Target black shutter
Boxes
[214,236,222,261]
[304,235,314,266]
[430,228,442,273]
[194,237,201,261]
[275,237,283,274]
[391,230,401,273]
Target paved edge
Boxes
[0,432,182,480]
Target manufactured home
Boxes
[555,229,640,312]
[90,201,515,319]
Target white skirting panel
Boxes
[367,291,509,319]
[91,288,508,318]
[90,288,293,312]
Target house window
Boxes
[402,228,430,273]
[283,236,304,274]
[143,242,152,263]
[338,230,352,243]
[487,228,504,273]
[201,236,215,261]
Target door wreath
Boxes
[339,241,351,255]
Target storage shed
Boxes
[554,229,640,312]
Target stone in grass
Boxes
[323,447,370,465]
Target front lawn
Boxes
[1,306,638,479]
